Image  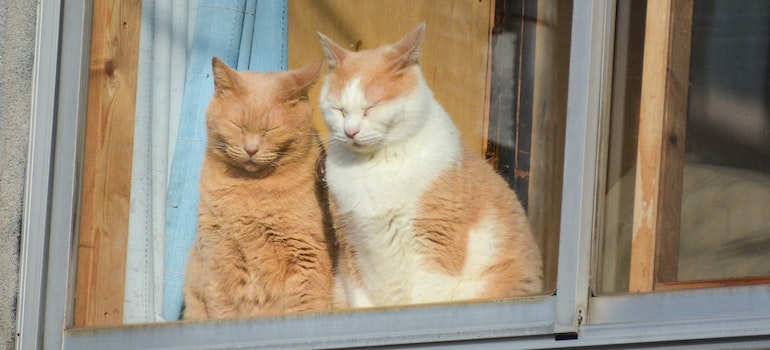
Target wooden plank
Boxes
[288,0,494,155]
[529,0,571,294]
[75,0,142,327]
[653,0,693,287]
[629,0,693,293]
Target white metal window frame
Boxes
[16,0,770,349]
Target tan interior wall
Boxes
[288,0,494,155]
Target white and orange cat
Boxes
[183,57,335,319]
[318,23,543,308]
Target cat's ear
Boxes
[317,32,348,71]
[287,60,323,101]
[211,56,240,97]
[393,22,426,67]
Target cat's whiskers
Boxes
[259,157,285,170]
[251,152,289,170]
[326,136,349,149]
[225,147,245,160]
[212,141,238,159]
[311,140,327,150]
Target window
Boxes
[17,0,770,349]
[67,0,568,328]
[598,0,770,294]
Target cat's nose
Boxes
[344,129,358,139]
[244,146,258,156]
[344,119,361,139]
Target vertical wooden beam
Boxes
[653,0,693,287]
[75,0,142,326]
[629,0,692,293]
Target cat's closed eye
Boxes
[226,120,242,131]
[363,104,376,116]
[333,107,346,118]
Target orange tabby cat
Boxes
[318,24,543,308]
[183,57,334,319]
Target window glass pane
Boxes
[74,0,568,327]
[598,0,770,294]
[679,0,770,283]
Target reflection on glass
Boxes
[599,0,770,294]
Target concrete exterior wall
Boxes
[0,0,37,349]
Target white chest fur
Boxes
[325,98,465,306]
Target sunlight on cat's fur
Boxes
[318,23,543,308]
[182,58,335,319]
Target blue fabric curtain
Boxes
[126,0,198,324]
[163,0,288,321]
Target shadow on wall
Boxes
[686,0,770,174]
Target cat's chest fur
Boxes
[325,110,463,305]
[198,160,319,239]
